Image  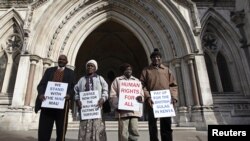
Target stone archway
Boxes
[74,21,148,85]
[74,21,148,120]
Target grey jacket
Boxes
[74,75,108,102]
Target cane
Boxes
[118,112,122,141]
[62,100,69,141]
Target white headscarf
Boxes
[86,59,98,71]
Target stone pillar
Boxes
[184,55,203,127]
[185,55,201,106]
[11,55,30,107]
[172,59,189,125]
[42,58,53,74]
[24,55,39,106]
[1,55,34,130]
[193,55,219,130]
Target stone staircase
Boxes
[67,121,196,131]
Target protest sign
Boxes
[41,81,68,109]
[150,89,176,118]
[118,80,141,111]
[79,91,101,120]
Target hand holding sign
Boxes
[118,80,141,111]
[150,90,176,118]
[97,98,104,108]
[41,81,68,109]
[79,91,101,120]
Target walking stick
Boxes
[62,100,69,141]
[118,112,122,141]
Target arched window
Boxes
[0,53,7,92]
[204,53,218,92]
[202,31,234,93]
[217,52,233,92]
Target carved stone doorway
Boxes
[73,21,148,120]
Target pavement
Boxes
[0,129,207,141]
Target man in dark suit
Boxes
[35,54,75,141]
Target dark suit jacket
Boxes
[35,66,75,113]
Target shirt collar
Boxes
[120,75,136,80]
[57,66,65,70]
[149,63,165,69]
[85,73,98,78]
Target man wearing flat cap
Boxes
[140,48,178,141]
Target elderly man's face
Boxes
[58,55,68,67]
[86,63,96,74]
[151,55,161,66]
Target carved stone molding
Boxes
[0,0,29,8]
[29,54,40,62]
[173,0,201,35]
[47,0,176,58]
[42,58,53,66]
[231,10,249,48]
[24,0,50,29]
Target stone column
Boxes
[11,55,30,107]
[193,55,219,130]
[184,55,203,125]
[172,59,189,125]
[185,55,201,107]
[42,58,53,74]
[24,55,39,106]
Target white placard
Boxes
[150,90,176,118]
[41,81,68,109]
[118,80,141,111]
[79,91,101,120]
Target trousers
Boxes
[147,107,172,141]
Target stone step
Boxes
[66,121,196,131]
[29,121,196,131]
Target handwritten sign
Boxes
[118,80,141,111]
[150,90,176,118]
[79,91,101,120]
[41,81,68,109]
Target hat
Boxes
[120,63,132,73]
[86,59,98,71]
[150,48,162,58]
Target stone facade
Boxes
[0,0,250,131]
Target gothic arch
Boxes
[0,9,24,50]
[201,9,250,94]
[29,0,198,64]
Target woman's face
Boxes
[124,66,132,78]
[86,63,96,74]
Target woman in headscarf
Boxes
[74,59,108,141]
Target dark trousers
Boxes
[148,107,173,141]
[38,104,69,141]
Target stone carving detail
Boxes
[0,0,29,7]
[47,0,176,58]
[231,10,249,48]
[173,0,201,35]
[6,34,23,52]
[202,32,221,53]
[232,104,250,116]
